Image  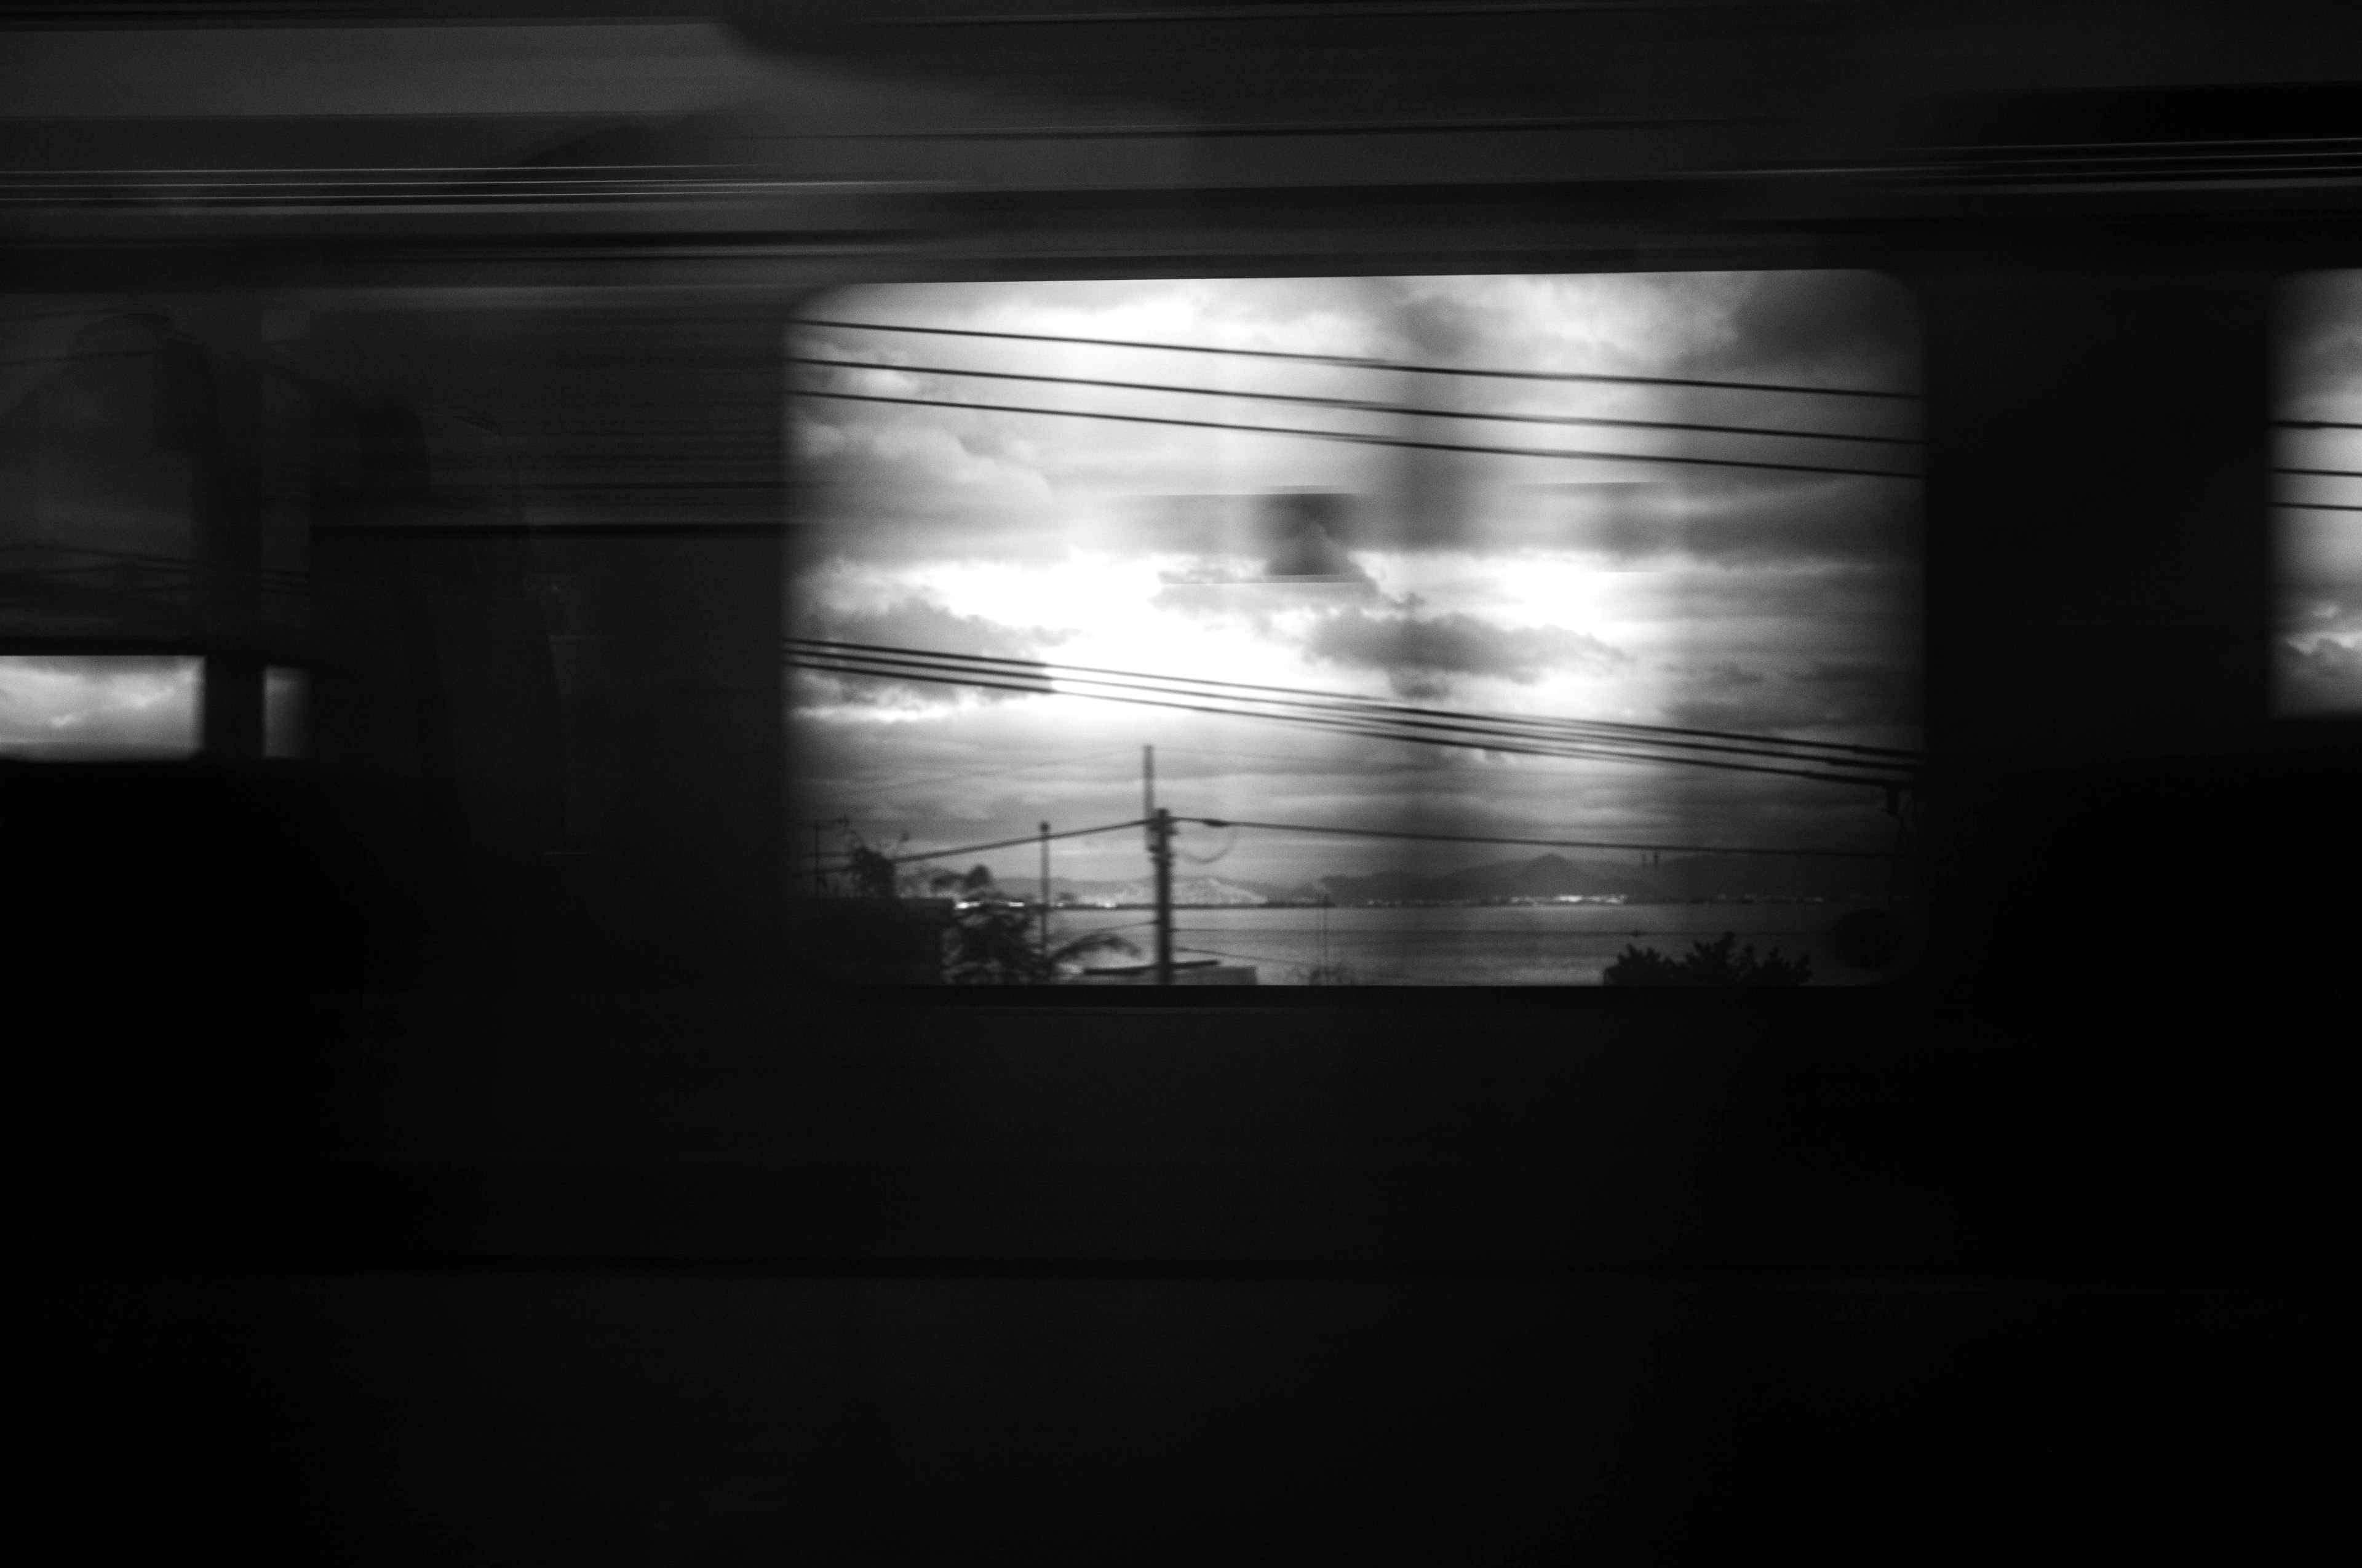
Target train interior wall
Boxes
[7,7,2356,1563]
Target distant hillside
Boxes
[1041,874,1289,905]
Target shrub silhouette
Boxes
[942,901,1140,984]
[1603,931,1811,987]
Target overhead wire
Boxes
[812,810,1900,883]
[787,637,1919,760]
[787,666,1914,788]
[795,388,1920,480]
[785,637,1921,769]
[793,316,1923,400]
[789,354,1923,445]
[1179,816,1891,859]
[1177,822,1240,865]
[791,671,1909,786]
[787,650,1909,788]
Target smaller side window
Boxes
[2274,272,2362,715]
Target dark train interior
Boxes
[6,2,2355,1561]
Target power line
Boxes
[787,652,1907,788]
[821,639,1921,759]
[791,648,1911,779]
[790,355,1922,445]
[1182,816,1891,859]
[1147,741,1419,771]
[793,316,1923,401]
[2274,499,2362,511]
[788,650,1916,785]
[797,390,1920,481]
[785,636,1922,762]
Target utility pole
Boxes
[1150,806,1175,985]
[1038,820,1051,965]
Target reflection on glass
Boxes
[0,313,201,639]
[2275,273,2362,715]
[789,274,1925,984]
[0,655,201,759]
[264,665,307,759]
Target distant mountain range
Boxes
[1014,850,1891,905]
[1044,874,1291,906]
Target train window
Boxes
[787,273,1924,987]
[263,665,307,760]
[2274,272,2362,715]
[0,654,202,760]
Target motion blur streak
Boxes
[7,6,2361,1568]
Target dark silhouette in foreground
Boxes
[942,899,1140,984]
[1604,932,1812,986]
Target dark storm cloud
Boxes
[787,472,1056,567]
[1121,491,1375,578]
[1145,576,1383,627]
[1648,475,1915,567]
[1669,271,1921,392]
[1303,608,1628,699]
[786,402,1067,566]
[796,598,1072,707]
[1660,656,1918,736]
[1524,474,1918,567]
[2276,272,2362,404]
[1387,284,1486,364]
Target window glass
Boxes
[788,273,1923,985]
[0,654,201,760]
[264,664,307,760]
[2275,272,2362,715]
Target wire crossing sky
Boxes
[789,271,1923,902]
[787,639,1919,787]
[793,314,1927,399]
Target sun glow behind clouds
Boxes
[789,273,1921,886]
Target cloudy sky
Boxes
[0,655,200,757]
[2276,271,2362,715]
[787,271,1923,890]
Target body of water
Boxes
[1050,902,1906,985]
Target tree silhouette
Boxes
[1603,932,1811,987]
[942,902,1140,984]
[841,830,904,899]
